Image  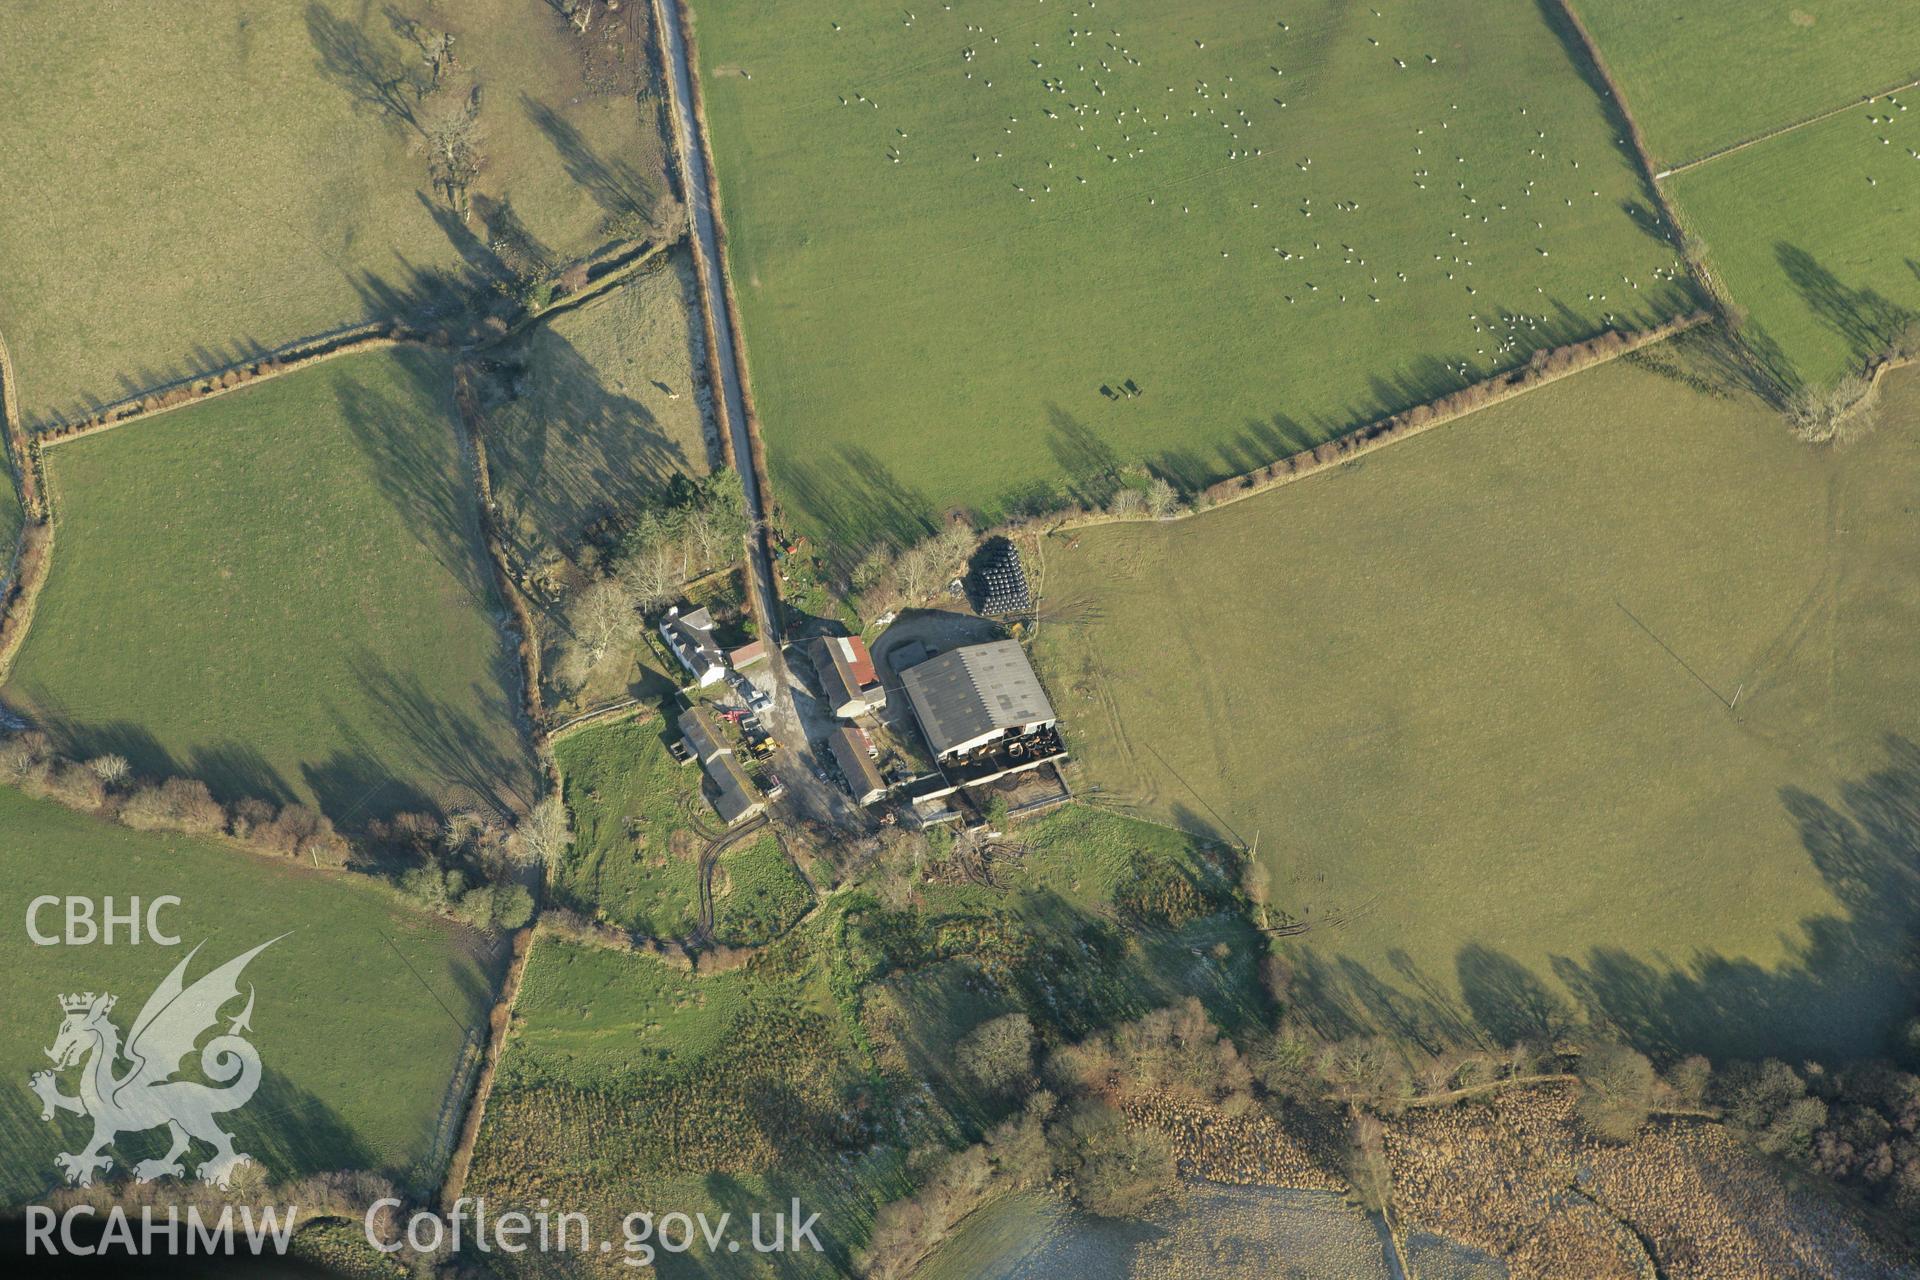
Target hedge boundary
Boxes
[0,326,51,685]
[1058,311,1712,532]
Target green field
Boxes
[1577,0,1920,165]
[551,715,708,938]
[486,255,715,569]
[1035,358,1920,1062]
[0,0,671,425]
[469,928,896,1277]
[1,347,534,824]
[1668,104,1920,387]
[0,786,495,1205]
[711,833,813,946]
[693,0,1695,552]
[0,456,20,566]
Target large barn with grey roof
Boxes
[898,639,1067,786]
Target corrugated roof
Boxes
[827,725,885,799]
[707,753,761,824]
[834,635,879,688]
[678,707,728,762]
[900,640,1055,757]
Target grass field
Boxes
[711,833,813,946]
[0,457,20,567]
[0,0,671,425]
[551,715,708,938]
[693,0,1696,553]
[1034,358,1920,1062]
[0,786,496,1205]
[1667,103,1920,388]
[1,347,534,825]
[1576,1,1920,166]
[468,927,898,1277]
[485,255,716,569]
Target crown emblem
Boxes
[60,992,113,1015]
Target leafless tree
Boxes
[616,542,679,610]
[570,576,638,661]
[86,754,131,788]
[414,87,485,212]
[1144,476,1180,519]
[512,795,574,881]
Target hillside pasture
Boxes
[467,929,897,1277]
[1576,0,1920,166]
[1667,103,1920,389]
[551,715,708,939]
[1,347,533,825]
[693,0,1695,553]
[1034,358,1920,1062]
[484,254,717,569]
[0,787,496,1205]
[0,0,672,426]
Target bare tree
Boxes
[86,754,131,789]
[1107,488,1147,518]
[616,542,679,610]
[686,508,738,573]
[414,88,485,213]
[1144,477,1180,519]
[893,542,939,602]
[512,795,573,882]
[570,576,638,661]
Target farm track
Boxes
[695,813,770,940]
[1654,74,1920,181]
[652,0,779,651]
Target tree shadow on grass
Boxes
[1281,737,1920,1064]
[773,446,939,573]
[1778,243,1917,372]
[522,92,659,226]
[331,347,494,604]
[485,320,695,561]
[305,1,426,132]
[346,651,535,820]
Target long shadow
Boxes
[484,319,694,561]
[331,347,493,602]
[1281,738,1920,1065]
[305,1,426,131]
[773,445,939,573]
[523,92,659,224]
[346,652,536,819]
[1778,242,1917,370]
[1045,405,1122,510]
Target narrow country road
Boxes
[654,0,778,646]
[655,0,854,828]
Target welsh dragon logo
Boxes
[29,938,282,1190]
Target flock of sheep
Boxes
[828,1,1689,376]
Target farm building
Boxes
[661,605,727,687]
[705,752,764,825]
[678,707,729,765]
[899,640,1067,786]
[727,639,768,670]
[810,634,886,718]
[826,724,888,806]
